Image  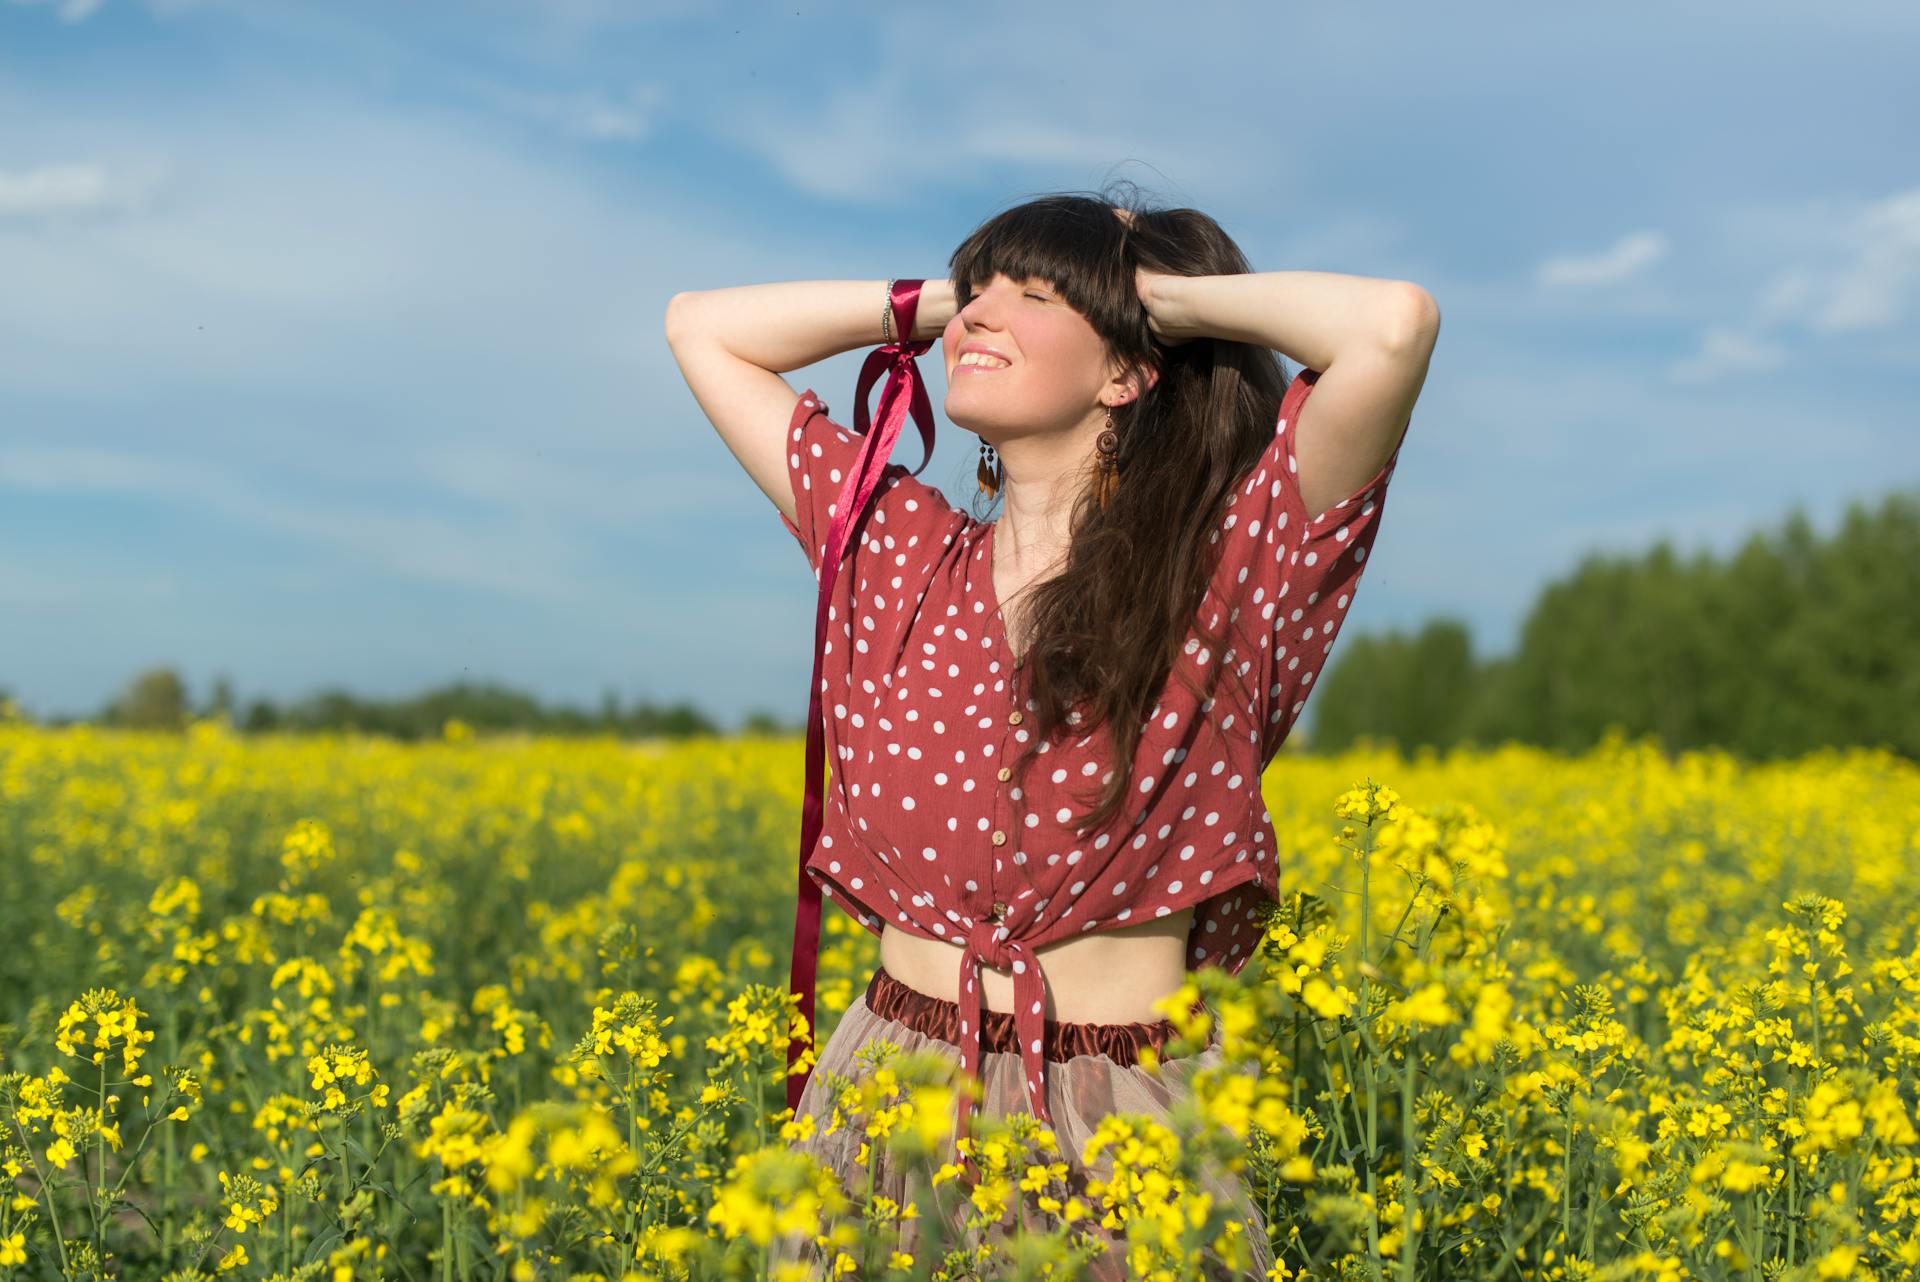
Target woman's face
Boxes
[940,271,1120,445]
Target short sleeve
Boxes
[777,387,955,580]
[1210,368,1407,752]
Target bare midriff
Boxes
[878,906,1196,1026]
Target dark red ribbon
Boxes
[785,280,936,1118]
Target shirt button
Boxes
[997,766,1011,782]
[989,900,1009,920]
[990,829,1007,846]
[1008,710,1023,725]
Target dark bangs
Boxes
[946,194,1151,359]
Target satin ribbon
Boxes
[785,280,936,1119]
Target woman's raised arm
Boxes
[663,279,956,526]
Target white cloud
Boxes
[9,0,228,17]
[5,0,104,23]
[1535,232,1670,289]
[1667,325,1793,383]
[1678,186,1920,382]
[457,76,670,142]
[1784,187,1920,334]
[0,159,168,218]
[0,81,776,421]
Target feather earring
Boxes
[976,438,1002,500]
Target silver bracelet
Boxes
[882,277,896,343]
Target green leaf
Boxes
[303,1229,344,1265]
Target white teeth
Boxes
[959,353,1010,368]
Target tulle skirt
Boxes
[771,965,1274,1280]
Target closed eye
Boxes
[959,284,1051,303]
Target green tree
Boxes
[107,667,190,731]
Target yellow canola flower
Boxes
[1816,1244,1858,1279]
[580,993,674,1070]
[0,1233,26,1266]
[279,816,339,882]
[1393,980,1458,1027]
[54,988,157,1074]
[485,1114,542,1195]
[707,1148,850,1247]
[8,712,1920,1282]
[415,1103,493,1172]
[306,1044,384,1114]
[218,1170,281,1235]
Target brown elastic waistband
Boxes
[864,965,1205,1067]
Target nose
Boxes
[958,282,1003,320]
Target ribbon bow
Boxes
[951,912,1053,1186]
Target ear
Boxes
[1107,355,1159,404]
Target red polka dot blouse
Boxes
[777,367,1404,1142]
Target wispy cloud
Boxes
[1757,187,1920,335]
[5,0,104,24]
[454,73,670,143]
[1675,186,1920,382]
[1535,232,1670,289]
[0,159,167,218]
[1668,327,1793,383]
[0,82,766,410]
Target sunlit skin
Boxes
[880,905,1197,1025]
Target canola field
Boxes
[0,718,1916,1282]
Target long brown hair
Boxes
[946,181,1296,842]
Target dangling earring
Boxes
[976,438,1003,500]
[1093,404,1120,512]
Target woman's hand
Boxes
[1111,208,1191,345]
[1135,265,1191,346]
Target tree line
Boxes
[0,676,759,741]
[1306,488,1918,762]
[4,488,1913,760]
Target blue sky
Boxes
[2,0,1914,729]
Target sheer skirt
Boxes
[771,966,1274,1280]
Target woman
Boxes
[665,187,1439,1278]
